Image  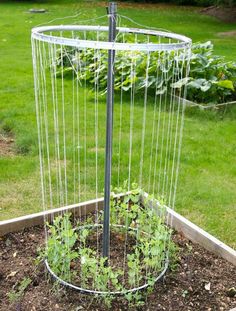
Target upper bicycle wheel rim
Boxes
[32,25,192,52]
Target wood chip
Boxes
[7,271,18,278]
[205,282,211,291]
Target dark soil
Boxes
[71,228,139,289]
[201,5,236,23]
[0,226,235,311]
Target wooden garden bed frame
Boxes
[173,95,236,110]
[0,195,235,266]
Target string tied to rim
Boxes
[31,1,191,297]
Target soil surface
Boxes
[0,133,15,157]
[0,226,235,311]
[217,30,236,38]
[201,5,236,23]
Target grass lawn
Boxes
[0,1,236,249]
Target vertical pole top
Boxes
[108,2,117,15]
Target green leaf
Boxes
[156,86,167,95]
[171,77,191,89]
[188,79,211,92]
[216,80,234,91]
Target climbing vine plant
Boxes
[44,186,174,306]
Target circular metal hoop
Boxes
[32,25,191,52]
[45,259,168,296]
[45,223,169,295]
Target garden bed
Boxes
[173,95,236,110]
[0,225,236,311]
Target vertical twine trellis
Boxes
[31,4,191,295]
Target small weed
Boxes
[1,120,14,134]
[34,246,45,266]
[16,135,35,155]
[7,277,32,303]
[182,289,189,298]
[186,243,193,254]
[125,291,145,308]
[168,242,180,272]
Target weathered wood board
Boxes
[0,195,235,266]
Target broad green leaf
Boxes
[216,80,234,91]
[171,77,191,88]
[156,86,167,95]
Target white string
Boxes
[41,41,53,210]
[36,41,47,211]
[36,13,108,27]
[127,40,137,191]
[60,32,68,206]
[152,37,164,198]
[139,45,150,188]
[71,31,76,206]
[162,47,176,200]
[94,31,100,289]
[48,35,59,210]
[36,11,173,34]
[158,50,171,197]
[122,40,137,286]
[32,24,191,292]
[36,13,82,27]
[75,40,83,286]
[71,14,108,26]
[149,37,166,281]
[159,45,179,263]
[75,33,82,207]
[32,37,48,247]
[166,46,182,206]
[170,47,191,209]
[147,47,160,194]
[52,42,64,207]
[165,48,191,265]
[118,14,172,34]
[39,40,54,224]
[117,33,125,187]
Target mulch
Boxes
[0,225,235,311]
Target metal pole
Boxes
[102,2,117,260]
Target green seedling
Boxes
[7,277,32,303]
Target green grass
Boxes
[0,1,236,249]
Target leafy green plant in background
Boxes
[177,41,236,104]
[121,0,236,7]
[57,41,235,105]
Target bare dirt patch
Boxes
[217,30,236,37]
[0,133,15,157]
[88,147,105,153]
[201,6,236,23]
[0,226,235,310]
